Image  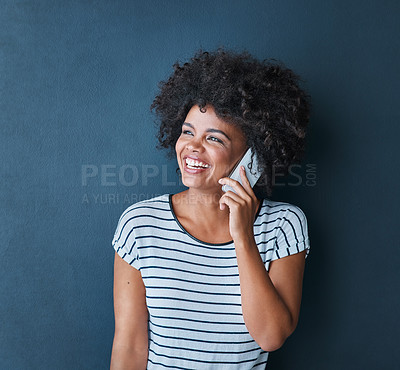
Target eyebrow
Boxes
[182,122,231,141]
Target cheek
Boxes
[175,136,184,153]
[213,152,233,174]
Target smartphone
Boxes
[222,148,262,194]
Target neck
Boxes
[174,188,260,227]
[178,188,229,222]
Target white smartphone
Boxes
[222,148,262,194]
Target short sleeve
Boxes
[111,208,140,270]
[271,205,310,261]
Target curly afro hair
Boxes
[150,47,311,198]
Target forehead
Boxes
[185,105,246,140]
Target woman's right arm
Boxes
[110,253,149,370]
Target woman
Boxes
[110,48,311,369]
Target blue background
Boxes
[1,0,399,369]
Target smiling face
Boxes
[175,105,248,192]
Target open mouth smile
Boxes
[183,157,212,173]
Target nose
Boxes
[185,136,204,152]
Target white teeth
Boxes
[187,164,203,169]
[185,158,210,168]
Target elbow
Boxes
[258,322,297,352]
[259,335,287,352]
[244,310,299,352]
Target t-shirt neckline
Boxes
[168,193,263,246]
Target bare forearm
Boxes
[110,341,148,370]
[235,236,293,351]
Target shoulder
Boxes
[259,198,308,223]
[127,193,170,210]
[256,198,310,261]
[256,198,309,243]
[117,193,170,220]
[112,193,171,243]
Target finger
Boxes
[219,190,243,210]
[239,165,258,202]
[239,165,253,192]
[219,191,242,210]
[219,167,256,201]
[218,176,248,199]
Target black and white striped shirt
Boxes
[112,193,310,369]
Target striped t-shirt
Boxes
[112,193,310,369]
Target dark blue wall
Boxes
[1,1,399,369]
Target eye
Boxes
[181,130,223,144]
[207,136,223,143]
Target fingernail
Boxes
[241,165,244,171]
[218,179,223,184]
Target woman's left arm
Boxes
[219,166,307,352]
